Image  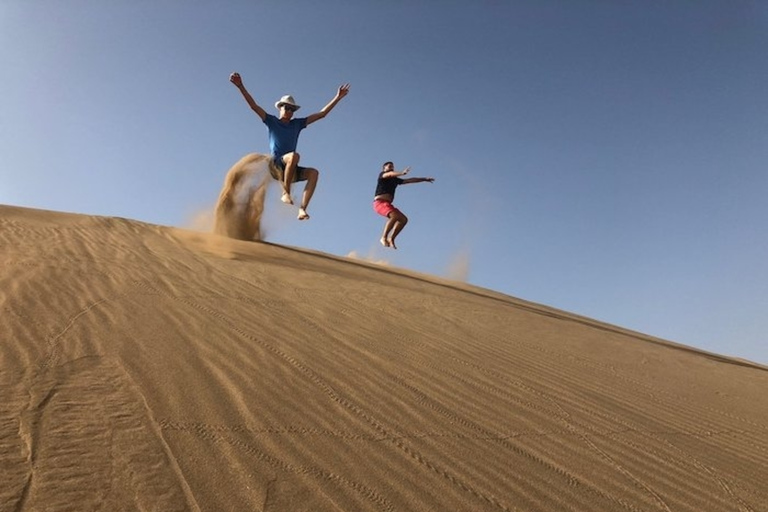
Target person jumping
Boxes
[373,161,435,249]
[229,72,350,220]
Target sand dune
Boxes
[1,203,766,512]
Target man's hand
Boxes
[306,83,351,125]
[337,83,350,100]
[401,167,410,176]
[229,72,266,120]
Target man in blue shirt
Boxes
[230,72,350,220]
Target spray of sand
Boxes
[347,249,391,266]
[213,153,278,241]
[445,247,470,282]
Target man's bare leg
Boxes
[387,214,408,249]
[281,152,300,205]
[297,168,319,221]
[381,216,397,246]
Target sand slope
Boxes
[1,204,766,512]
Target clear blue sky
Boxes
[2,1,767,364]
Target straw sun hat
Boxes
[275,95,300,111]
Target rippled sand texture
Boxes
[2,204,766,512]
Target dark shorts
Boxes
[271,156,308,183]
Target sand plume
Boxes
[213,153,276,241]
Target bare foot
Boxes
[388,238,397,250]
[298,208,310,220]
[281,192,294,205]
[380,237,391,247]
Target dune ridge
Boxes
[1,204,766,512]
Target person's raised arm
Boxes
[306,83,350,125]
[381,166,410,179]
[229,72,267,121]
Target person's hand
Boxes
[229,72,243,87]
[401,167,410,176]
[425,177,435,183]
[337,83,350,99]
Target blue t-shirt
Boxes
[263,114,308,158]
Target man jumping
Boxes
[229,72,350,220]
[373,162,435,249]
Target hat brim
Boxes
[275,102,300,111]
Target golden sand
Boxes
[1,204,766,511]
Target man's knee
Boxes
[283,152,301,165]
[305,168,319,181]
[393,212,407,224]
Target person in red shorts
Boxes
[373,161,435,249]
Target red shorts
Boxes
[373,199,401,218]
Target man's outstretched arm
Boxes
[402,177,435,185]
[381,166,410,179]
[306,83,350,125]
[230,72,267,121]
